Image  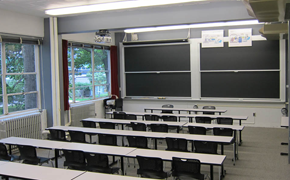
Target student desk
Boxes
[48,126,232,148]
[126,149,226,180]
[82,117,187,132]
[0,137,66,168]
[144,107,227,115]
[74,171,155,180]
[106,111,247,145]
[0,161,85,180]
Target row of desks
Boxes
[0,137,225,180]
[144,107,227,115]
[106,111,247,145]
[0,161,154,180]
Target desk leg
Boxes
[221,144,225,178]
[239,120,242,146]
[154,139,157,150]
[151,110,153,113]
[9,144,12,155]
[55,149,59,168]
[121,156,125,175]
[210,165,214,180]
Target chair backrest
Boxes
[63,149,86,166]
[195,116,212,124]
[161,104,174,113]
[217,117,233,125]
[202,106,215,115]
[150,124,168,132]
[49,129,67,141]
[144,115,159,121]
[172,157,202,178]
[166,138,188,152]
[113,111,126,119]
[0,143,10,161]
[99,122,115,129]
[137,155,164,172]
[68,130,87,143]
[126,114,137,120]
[127,136,148,149]
[213,127,233,137]
[194,141,218,154]
[130,122,146,131]
[17,145,39,163]
[188,126,206,135]
[162,115,177,122]
[98,134,117,146]
[84,152,109,169]
[82,121,97,128]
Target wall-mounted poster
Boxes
[229,28,252,47]
[201,30,224,48]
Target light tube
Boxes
[124,20,261,33]
[45,0,207,16]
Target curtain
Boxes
[62,40,70,110]
[110,46,119,99]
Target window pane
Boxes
[0,96,3,115]
[75,86,93,102]
[6,43,35,73]
[94,49,109,71]
[0,43,2,74]
[69,88,73,102]
[6,75,36,94]
[95,85,109,98]
[8,93,37,113]
[94,71,109,85]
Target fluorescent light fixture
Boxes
[45,0,206,16]
[124,20,261,33]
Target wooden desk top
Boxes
[74,172,156,180]
[185,123,244,131]
[144,107,227,113]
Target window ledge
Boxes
[0,109,41,121]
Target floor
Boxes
[5,126,290,180]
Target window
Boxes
[68,44,110,103]
[0,42,40,115]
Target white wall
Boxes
[62,32,115,46]
[123,99,284,128]
[0,9,44,37]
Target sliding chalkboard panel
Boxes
[125,44,190,71]
[126,73,191,97]
[201,71,279,98]
[200,41,280,70]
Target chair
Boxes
[171,157,205,180]
[98,134,117,146]
[130,122,146,131]
[162,115,177,122]
[126,114,137,120]
[63,149,86,170]
[49,129,67,141]
[188,126,206,135]
[136,155,170,179]
[165,138,188,152]
[150,124,168,133]
[113,111,127,119]
[217,117,233,125]
[68,130,88,143]
[17,145,51,166]
[213,127,236,165]
[84,152,120,174]
[161,104,174,114]
[195,116,212,124]
[145,115,159,121]
[99,122,116,129]
[202,106,216,115]
[0,143,18,161]
[127,136,149,149]
[82,120,97,128]
[194,141,218,154]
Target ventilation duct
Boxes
[243,0,286,22]
[259,23,288,40]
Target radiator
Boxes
[0,112,43,140]
[70,103,96,127]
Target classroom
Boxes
[0,0,290,179]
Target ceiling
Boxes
[0,0,240,17]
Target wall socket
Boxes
[253,113,256,117]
